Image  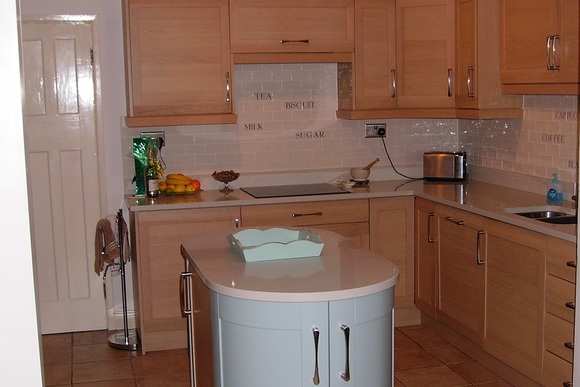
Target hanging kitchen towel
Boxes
[95,217,119,275]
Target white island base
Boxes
[181,228,399,387]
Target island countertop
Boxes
[181,228,400,302]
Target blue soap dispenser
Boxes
[547,173,563,202]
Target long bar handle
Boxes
[390,69,397,98]
[467,66,475,97]
[447,67,453,97]
[179,272,192,318]
[312,327,320,385]
[340,324,351,382]
[225,72,231,103]
[546,36,553,69]
[476,230,486,265]
[280,39,310,44]
[292,211,322,218]
[427,212,435,243]
[552,35,561,70]
[445,216,464,225]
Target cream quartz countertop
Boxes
[181,228,400,302]
[126,179,577,243]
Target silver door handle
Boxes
[445,216,464,225]
[546,36,553,69]
[447,68,453,97]
[234,217,240,228]
[564,341,574,351]
[467,66,475,97]
[566,260,576,268]
[552,35,561,70]
[280,39,310,44]
[565,301,575,310]
[340,324,351,382]
[225,72,231,103]
[391,69,397,98]
[476,230,486,265]
[312,327,320,385]
[179,272,192,318]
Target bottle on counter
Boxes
[145,138,162,198]
[547,172,563,202]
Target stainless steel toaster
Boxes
[423,151,468,181]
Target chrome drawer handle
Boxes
[340,324,351,382]
[280,39,310,44]
[225,72,231,103]
[566,301,575,310]
[445,216,464,225]
[391,69,397,98]
[476,230,486,265]
[564,341,574,351]
[427,212,435,243]
[292,211,322,218]
[566,260,576,268]
[179,272,192,318]
[447,67,453,97]
[467,66,475,97]
[313,327,320,385]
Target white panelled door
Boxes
[21,20,105,333]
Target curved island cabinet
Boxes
[180,228,399,387]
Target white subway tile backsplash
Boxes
[121,63,578,193]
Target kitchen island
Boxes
[180,228,399,387]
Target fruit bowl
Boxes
[212,170,240,193]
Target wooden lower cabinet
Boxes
[131,206,241,353]
[543,238,576,387]
[369,197,414,309]
[481,219,546,383]
[414,199,565,385]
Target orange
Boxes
[190,179,201,190]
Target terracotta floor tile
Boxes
[396,365,472,387]
[395,347,442,371]
[131,351,190,378]
[73,343,132,364]
[43,333,72,349]
[43,346,72,366]
[395,329,421,350]
[73,330,110,346]
[43,364,71,386]
[398,325,449,348]
[448,361,502,385]
[72,359,133,384]
[426,342,473,364]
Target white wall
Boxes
[0,0,43,385]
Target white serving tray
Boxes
[227,228,324,262]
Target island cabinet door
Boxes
[213,295,329,387]
[329,289,394,387]
[213,290,393,387]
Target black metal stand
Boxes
[107,209,139,351]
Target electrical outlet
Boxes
[364,123,386,138]
[140,131,165,147]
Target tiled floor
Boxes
[42,325,513,386]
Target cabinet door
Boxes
[133,206,240,353]
[437,207,485,345]
[124,0,234,125]
[369,197,414,308]
[414,198,437,318]
[456,0,522,116]
[229,0,354,54]
[352,0,396,110]
[329,289,394,386]
[482,220,546,383]
[500,0,579,92]
[395,0,455,108]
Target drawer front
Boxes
[545,313,574,363]
[546,275,575,324]
[230,0,354,53]
[543,350,572,387]
[546,237,576,283]
[241,199,369,227]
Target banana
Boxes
[166,173,191,181]
[166,178,192,186]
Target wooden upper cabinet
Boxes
[395,0,456,109]
[455,0,522,118]
[499,0,579,94]
[229,0,354,54]
[338,0,396,112]
[123,0,236,127]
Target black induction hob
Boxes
[241,183,350,198]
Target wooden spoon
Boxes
[362,158,380,170]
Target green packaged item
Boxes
[133,137,151,196]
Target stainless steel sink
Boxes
[503,206,577,224]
